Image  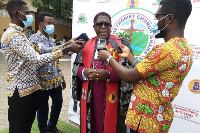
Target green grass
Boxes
[0,118,79,133]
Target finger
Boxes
[120,44,125,48]
[75,40,84,45]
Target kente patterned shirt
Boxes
[126,38,193,133]
[29,30,63,90]
[1,23,63,97]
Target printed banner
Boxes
[70,0,200,132]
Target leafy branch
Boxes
[31,0,72,22]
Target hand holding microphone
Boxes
[97,37,107,65]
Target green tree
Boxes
[0,2,5,9]
[31,0,72,21]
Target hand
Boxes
[65,38,75,46]
[61,80,66,90]
[62,40,84,54]
[83,68,94,79]
[98,50,111,61]
[116,44,131,58]
[69,41,84,53]
[87,69,109,82]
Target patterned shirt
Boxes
[1,23,63,97]
[126,38,193,133]
[29,31,63,90]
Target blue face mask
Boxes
[18,11,33,27]
[151,14,170,36]
[43,24,55,35]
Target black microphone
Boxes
[97,37,107,65]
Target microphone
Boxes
[97,37,107,65]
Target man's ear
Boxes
[93,25,95,29]
[14,11,19,18]
[167,14,175,24]
[39,22,43,28]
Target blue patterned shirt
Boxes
[29,31,63,90]
[1,23,63,97]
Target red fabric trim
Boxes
[81,35,122,133]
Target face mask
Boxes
[43,24,55,35]
[18,11,33,27]
[151,14,170,36]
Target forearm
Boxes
[108,69,121,82]
[109,58,142,84]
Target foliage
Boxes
[0,2,5,9]
[0,117,79,133]
[31,0,72,21]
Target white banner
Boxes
[69,0,200,132]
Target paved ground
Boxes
[0,52,79,130]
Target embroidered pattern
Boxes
[126,38,193,133]
[29,31,63,90]
[1,23,63,97]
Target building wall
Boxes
[2,0,37,12]
[0,0,72,41]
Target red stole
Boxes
[81,35,121,133]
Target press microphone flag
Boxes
[97,37,106,65]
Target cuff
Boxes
[82,68,88,81]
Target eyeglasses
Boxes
[154,13,174,19]
[95,22,111,28]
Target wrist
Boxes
[106,56,113,66]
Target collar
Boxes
[9,23,24,33]
[36,30,53,41]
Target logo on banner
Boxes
[188,79,200,94]
[152,0,161,5]
[127,0,139,8]
[77,13,88,23]
[111,8,155,57]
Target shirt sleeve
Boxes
[77,65,85,81]
[8,35,63,67]
[136,44,181,78]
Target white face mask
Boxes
[151,14,170,36]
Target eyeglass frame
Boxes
[154,13,175,20]
[94,22,112,28]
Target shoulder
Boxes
[3,31,24,46]
[29,33,40,41]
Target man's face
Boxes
[93,15,112,38]
[17,5,31,26]
[40,16,54,31]
[154,6,167,38]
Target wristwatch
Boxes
[106,56,113,66]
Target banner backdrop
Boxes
[68,0,200,132]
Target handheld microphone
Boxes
[97,37,107,65]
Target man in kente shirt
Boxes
[29,12,65,133]
[1,0,83,132]
[98,0,193,132]
[72,12,133,133]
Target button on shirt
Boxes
[29,31,63,90]
[1,23,63,97]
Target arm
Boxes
[97,45,142,83]
[10,35,63,66]
[107,57,143,83]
